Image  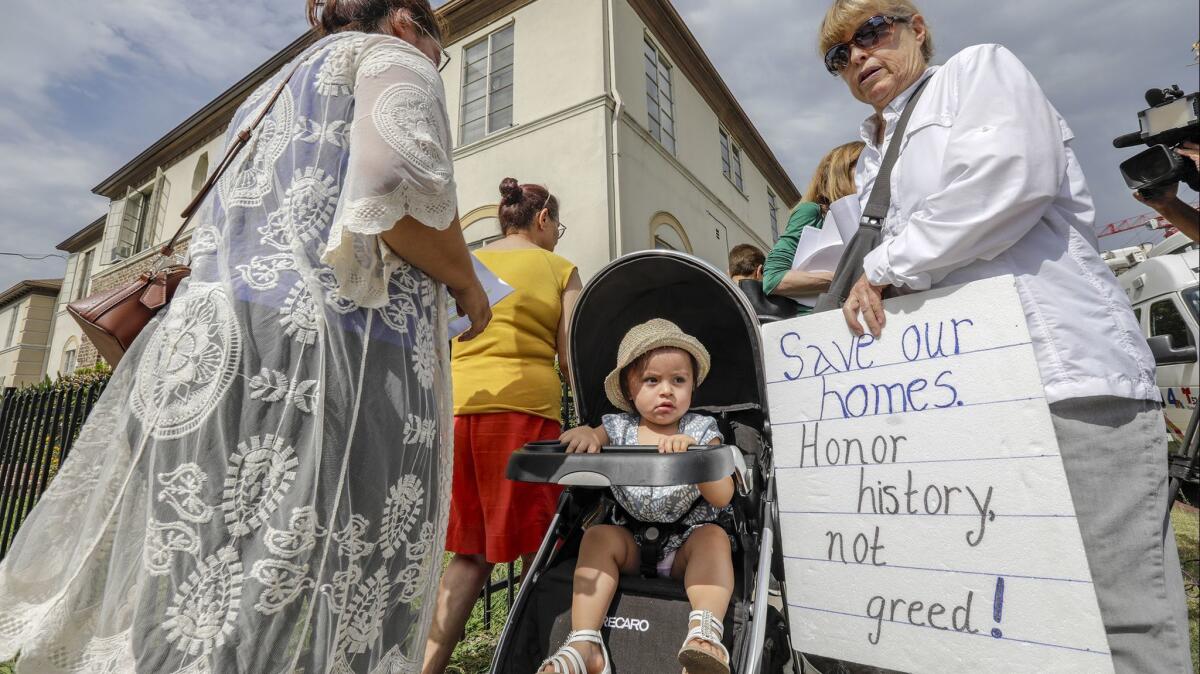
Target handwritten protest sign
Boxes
[762,275,1112,673]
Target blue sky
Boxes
[1,0,1197,292]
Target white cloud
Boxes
[678,0,1200,250]
[1,0,1197,292]
[0,0,309,290]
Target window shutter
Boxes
[57,253,78,311]
[74,250,95,300]
[102,195,129,263]
[114,186,144,261]
[146,168,171,248]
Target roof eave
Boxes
[0,280,63,308]
[55,215,107,252]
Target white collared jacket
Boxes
[857,44,1156,404]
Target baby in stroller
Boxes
[540,318,735,674]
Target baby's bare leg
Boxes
[672,524,734,618]
[672,524,734,668]
[538,524,638,674]
[572,524,639,629]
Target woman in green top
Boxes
[763,141,865,311]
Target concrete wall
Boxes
[441,0,607,148]
[441,0,613,280]
[46,242,101,377]
[609,0,778,271]
[0,293,57,388]
[451,105,614,280]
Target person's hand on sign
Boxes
[844,273,888,337]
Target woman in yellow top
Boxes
[424,178,582,672]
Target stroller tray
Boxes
[507,442,741,487]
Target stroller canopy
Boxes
[569,251,767,426]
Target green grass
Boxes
[447,558,521,674]
[1172,502,1199,673]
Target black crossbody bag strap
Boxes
[813,75,932,313]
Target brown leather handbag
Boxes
[68,62,301,366]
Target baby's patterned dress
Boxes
[603,412,735,561]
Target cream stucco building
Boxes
[41,217,104,378]
[0,280,62,389]
[56,0,799,369]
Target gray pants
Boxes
[1051,396,1193,674]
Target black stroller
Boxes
[491,250,798,673]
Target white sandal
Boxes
[537,629,611,674]
[677,609,730,674]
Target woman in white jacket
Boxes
[819,1,1191,672]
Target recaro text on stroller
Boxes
[493,250,798,674]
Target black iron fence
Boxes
[0,373,539,631]
[482,562,519,630]
[0,376,109,560]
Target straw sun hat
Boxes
[603,319,711,413]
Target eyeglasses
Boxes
[824,15,909,76]
[411,18,451,72]
[541,193,566,240]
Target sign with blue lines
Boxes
[764,275,1111,673]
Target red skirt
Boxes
[446,412,564,563]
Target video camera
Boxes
[1113,85,1200,199]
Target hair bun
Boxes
[499,177,523,206]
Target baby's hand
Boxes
[561,426,603,454]
[658,434,697,454]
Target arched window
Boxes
[61,338,79,375]
[191,153,210,197]
[461,204,504,251]
[649,212,692,253]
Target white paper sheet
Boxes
[447,255,515,338]
[828,193,862,245]
[786,211,845,306]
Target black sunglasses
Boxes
[824,15,909,76]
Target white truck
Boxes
[1117,233,1198,469]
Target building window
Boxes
[62,344,78,375]
[649,212,691,253]
[73,250,94,301]
[644,38,676,154]
[720,129,743,191]
[3,307,17,349]
[109,169,170,262]
[460,24,514,146]
[1149,298,1192,348]
[468,234,505,252]
[460,206,503,251]
[192,153,209,197]
[768,191,779,242]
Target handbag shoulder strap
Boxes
[161,58,305,256]
[860,73,932,226]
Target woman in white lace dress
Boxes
[0,2,489,672]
